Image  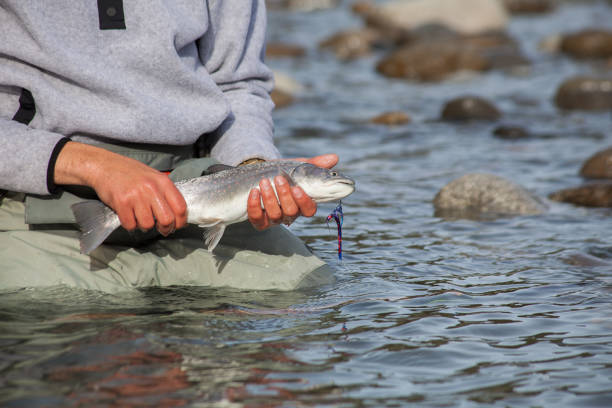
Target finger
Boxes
[247,188,269,230]
[274,176,299,218]
[150,194,176,237]
[288,154,338,169]
[116,207,137,231]
[291,186,317,217]
[133,200,156,232]
[164,184,188,230]
[259,178,282,224]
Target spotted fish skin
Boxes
[71,161,355,254]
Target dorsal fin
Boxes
[202,164,235,176]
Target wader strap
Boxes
[12,88,36,125]
[97,0,126,30]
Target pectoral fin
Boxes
[202,223,226,252]
[71,200,121,254]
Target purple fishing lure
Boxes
[326,202,344,260]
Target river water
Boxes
[2,1,612,407]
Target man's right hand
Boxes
[53,141,187,236]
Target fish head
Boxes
[290,163,355,202]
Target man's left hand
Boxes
[247,154,339,230]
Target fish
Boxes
[71,161,356,254]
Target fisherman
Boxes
[0,1,338,292]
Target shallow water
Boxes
[2,1,612,407]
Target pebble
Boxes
[367,0,508,35]
[441,96,502,121]
[376,41,489,81]
[549,183,612,207]
[580,147,612,179]
[370,111,411,125]
[270,89,294,109]
[554,76,612,111]
[493,125,530,140]
[266,43,307,59]
[319,28,383,60]
[560,29,612,60]
[502,0,554,14]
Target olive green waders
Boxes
[0,143,333,293]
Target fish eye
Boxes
[330,171,338,177]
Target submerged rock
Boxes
[376,41,490,81]
[563,252,612,267]
[359,0,508,35]
[493,125,530,140]
[319,28,384,60]
[266,43,306,59]
[370,111,411,125]
[554,76,612,111]
[560,29,612,60]
[270,89,294,109]
[267,0,340,11]
[441,96,502,121]
[503,0,554,14]
[580,147,612,179]
[549,183,612,207]
[434,173,546,218]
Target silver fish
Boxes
[71,161,355,254]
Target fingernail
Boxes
[261,179,272,191]
[274,176,286,186]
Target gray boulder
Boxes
[434,173,547,219]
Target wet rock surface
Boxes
[493,125,530,140]
[376,40,490,81]
[503,0,554,15]
[370,111,411,125]
[580,147,612,179]
[441,96,502,121]
[549,183,612,207]
[270,89,294,109]
[356,0,508,36]
[266,42,307,58]
[433,173,547,218]
[560,29,612,60]
[319,28,384,60]
[554,76,612,111]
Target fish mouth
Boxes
[337,178,355,186]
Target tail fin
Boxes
[71,200,120,254]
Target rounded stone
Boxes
[493,125,530,140]
[441,96,502,121]
[549,183,612,207]
[319,28,382,60]
[376,42,489,82]
[560,29,612,59]
[434,173,547,218]
[503,0,554,14]
[554,76,612,111]
[270,89,294,109]
[370,111,411,125]
[266,43,306,58]
[580,147,612,179]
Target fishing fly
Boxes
[326,202,344,260]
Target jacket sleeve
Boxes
[0,118,69,194]
[199,0,280,166]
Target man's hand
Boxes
[54,141,187,236]
[247,154,339,230]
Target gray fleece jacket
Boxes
[0,0,279,195]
